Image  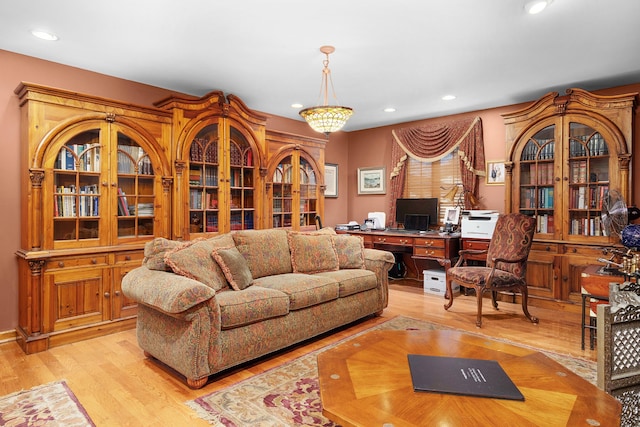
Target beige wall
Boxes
[1,48,639,334]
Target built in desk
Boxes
[337,230,460,280]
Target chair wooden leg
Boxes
[476,287,484,328]
[520,285,539,324]
[491,290,499,309]
[444,277,455,310]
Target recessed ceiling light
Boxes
[384,107,396,113]
[291,103,303,108]
[442,95,456,101]
[31,30,58,41]
[525,0,552,15]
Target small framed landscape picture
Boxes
[324,163,338,198]
[486,161,505,185]
[358,166,386,195]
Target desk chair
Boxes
[444,213,537,328]
[597,282,640,427]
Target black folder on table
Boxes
[407,354,525,401]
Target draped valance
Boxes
[388,117,485,225]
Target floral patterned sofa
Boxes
[122,228,394,388]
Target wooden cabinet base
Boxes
[15,317,136,354]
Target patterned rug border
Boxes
[186,315,596,426]
[0,380,95,427]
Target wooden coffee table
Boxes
[317,329,620,426]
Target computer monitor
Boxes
[403,214,430,231]
[395,198,439,228]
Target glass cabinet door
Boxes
[567,122,610,237]
[53,129,102,242]
[299,158,318,227]
[116,132,156,239]
[229,127,255,231]
[272,158,293,228]
[188,124,219,233]
[187,124,256,233]
[518,125,555,235]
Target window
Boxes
[403,149,462,224]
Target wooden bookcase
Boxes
[154,91,268,239]
[502,88,636,311]
[15,83,173,353]
[16,85,329,352]
[265,130,326,231]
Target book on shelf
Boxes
[117,188,130,216]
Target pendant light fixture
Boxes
[299,46,353,135]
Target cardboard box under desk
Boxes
[423,269,459,296]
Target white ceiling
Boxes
[2,0,640,132]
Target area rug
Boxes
[186,316,596,426]
[0,380,94,427]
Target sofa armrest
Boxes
[363,248,395,308]
[122,266,216,314]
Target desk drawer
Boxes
[371,235,413,246]
[463,239,489,251]
[414,247,446,258]
[413,238,445,248]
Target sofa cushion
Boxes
[332,234,366,269]
[233,229,293,279]
[288,232,339,274]
[164,234,235,291]
[143,237,183,271]
[211,246,253,291]
[314,269,378,298]
[254,273,339,310]
[215,286,290,329]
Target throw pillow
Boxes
[332,234,366,269]
[232,229,293,278]
[288,231,339,274]
[143,237,183,271]
[164,234,235,291]
[211,246,254,291]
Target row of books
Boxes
[535,214,555,234]
[229,146,254,167]
[521,162,554,185]
[54,185,100,217]
[522,140,555,161]
[520,187,554,209]
[569,134,608,157]
[55,144,101,172]
[189,167,219,186]
[569,185,608,210]
[190,138,218,164]
[117,145,154,175]
[569,216,603,236]
[273,198,293,213]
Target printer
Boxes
[461,210,499,239]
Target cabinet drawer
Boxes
[46,255,108,270]
[413,247,445,258]
[372,235,413,246]
[413,238,445,248]
[462,239,489,251]
[114,251,144,264]
[531,242,559,254]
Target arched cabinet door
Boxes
[268,147,323,231]
[159,91,267,238]
[41,120,168,250]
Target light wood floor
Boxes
[0,280,595,426]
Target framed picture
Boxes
[358,166,386,195]
[444,207,461,224]
[486,161,505,185]
[324,163,338,198]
